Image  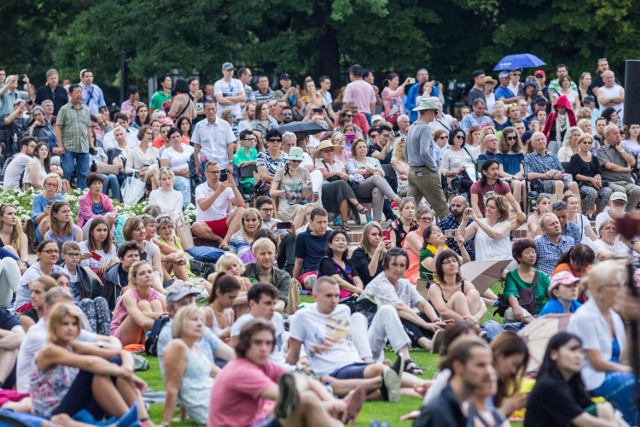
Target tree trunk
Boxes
[314,0,340,80]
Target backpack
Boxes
[145,314,170,356]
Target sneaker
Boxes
[380,367,401,402]
[431,329,444,354]
[274,373,299,419]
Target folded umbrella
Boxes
[460,259,512,295]
[278,121,326,135]
[519,314,571,373]
[493,53,546,71]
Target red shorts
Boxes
[205,218,229,238]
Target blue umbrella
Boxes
[493,53,546,71]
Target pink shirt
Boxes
[110,287,162,339]
[343,80,376,115]
[208,358,286,427]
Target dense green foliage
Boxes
[3,0,639,100]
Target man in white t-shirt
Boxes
[214,62,246,118]
[192,161,245,249]
[16,287,121,393]
[3,136,35,190]
[597,70,624,122]
[191,100,236,180]
[287,276,428,401]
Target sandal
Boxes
[341,223,351,232]
[218,242,230,251]
[355,204,368,216]
[404,358,424,376]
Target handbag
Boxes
[354,297,378,326]
[175,214,195,250]
[496,270,539,317]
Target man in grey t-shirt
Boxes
[406,97,448,219]
[3,136,35,190]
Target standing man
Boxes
[191,100,236,180]
[406,97,448,219]
[597,70,624,122]
[344,64,376,123]
[150,74,172,115]
[191,161,245,249]
[534,70,550,101]
[214,62,246,118]
[54,84,92,189]
[79,69,105,115]
[253,75,276,103]
[406,69,439,123]
[237,67,256,104]
[34,69,68,115]
[414,336,493,426]
[495,71,519,104]
[319,75,335,118]
[467,70,487,107]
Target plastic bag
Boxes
[121,175,146,205]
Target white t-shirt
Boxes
[231,312,286,366]
[214,78,244,118]
[78,241,118,271]
[475,219,512,261]
[289,304,362,376]
[161,145,193,170]
[599,84,624,122]
[191,119,235,169]
[195,182,234,222]
[592,239,628,259]
[148,188,183,215]
[16,318,99,393]
[3,153,32,190]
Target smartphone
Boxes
[313,107,323,113]
[277,221,293,230]
[445,230,457,238]
[345,133,356,141]
[90,251,102,261]
[408,77,416,84]
[382,230,391,241]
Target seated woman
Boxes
[15,240,67,311]
[270,147,312,230]
[440,128,477,197]
[153,215,191,283]
[593,219,631,261]
[79,217,118,280]
[570,133,612,216]
[87,140,121,201]
[350,222,389,288]
[539,272,582,316]
[318,230,363,307]
[229,208,263,264]
[314,139,368,231]
[527,193,552,238]
[122,216,164,283]
[162,305,217,426]
[458,194,512,261]
[128,125,160,190]
[19,275,59,332]
[346,138,401,222]
[256,128,287,196]
[204,272,241,342]
[32,173,66,242]
[110,260,167,346]
[420,224,469,283]
[44,201,83,253]
[214,253,252,293]
[388,197,417,248]
[160,127,193,210]
[496,126,525,207]
[24,142,60,190]
[502,239,551,324]
[148,168,183,218]
[567,260,636,425]
[77,173,117,238]
[391,136,409,196]
[428,250,486,334]
[403,206,433,285]
[564,192,597,245]
[490,332,530,418]
[552,244,595,303]
[31,302,151,422]
[526,332,627,427]
[0,203,29,272]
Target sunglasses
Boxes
[506,136,517,141]
[552,201,567,209]
[269,138,282,143]
[289,159,302,163]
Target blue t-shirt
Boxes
[31,193,65,222]
[294,230,330,275]
[539,299,581,316]
[495,86,515,101]
[495,153,524,176]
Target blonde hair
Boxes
[393,137,407,162]
[159,168,175,181]
[252,237,276,254]
[172,305,204,338]
[47,302,82,343]
[361,222,383,257]
[0,204,24,252]
[128,260,152,288]
[43,173,62,192]
[240,208,263,242]
[30,275,59,294]
[215,253,244,274]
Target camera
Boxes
[18,75,26,86]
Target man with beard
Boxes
[237,102,256,133]
[438,195,475,260]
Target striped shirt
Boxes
[56,102,91,153]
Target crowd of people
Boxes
[0,57,638,426]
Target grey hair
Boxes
[282,131,296,141]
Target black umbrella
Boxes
[278,121,326,135]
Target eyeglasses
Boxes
[455,135,463,139]
[159,167,172,172]
[41,249,59,254]
[159,225,175,230]
[552,201,567,209]
[419,217,433,223]
[64,252,81,258]
[438,136,447,140]
[580,140,593,145]
[506,136,517,141]
[345,114,354,118]
[269,138,282,143]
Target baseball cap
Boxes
[472,69,485,79]
[279,73,292,80]
[13,98,23,106]
[583,95,596,104]
[166,286,201,306]
[371,114,384,124]
[222,62,235,71]
[534,70,546,78]
[498,71,510,79]
[548,271,580,295]
[610,192,628,203]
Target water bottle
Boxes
[323,380,334,397]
